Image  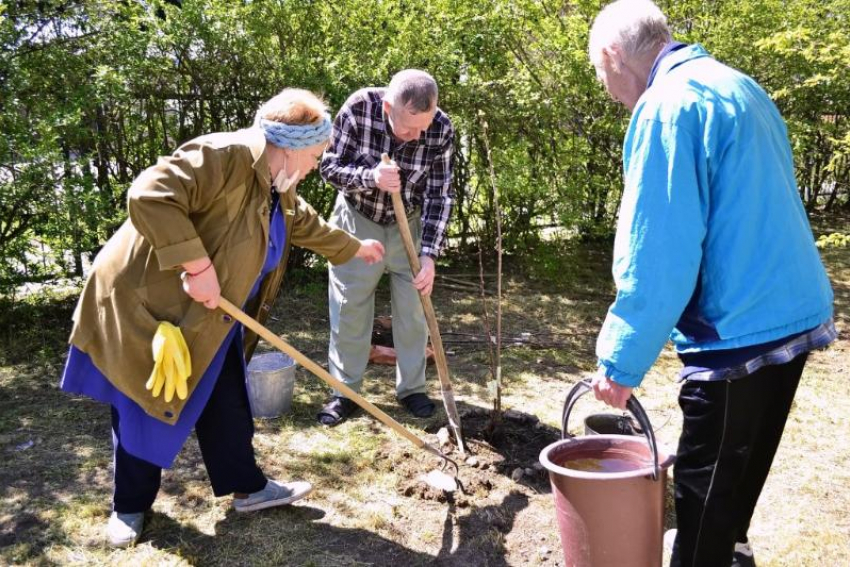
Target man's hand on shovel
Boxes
[413,255,436,296]
[373,158,401,193]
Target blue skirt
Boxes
[61,325,241,469]
[61,191,286,469]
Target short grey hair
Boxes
[588,0,672,66]
[385,69,438,113]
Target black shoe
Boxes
[317,396,358,426]
[731,541,756,567]
[400,393,435,418]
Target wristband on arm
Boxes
[186,261,213,277]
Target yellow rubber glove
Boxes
[145,322,191,402]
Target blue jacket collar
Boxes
[648,43,711,88]
[647,41,687,87]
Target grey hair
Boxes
[385,69,438,113]
[588,0,672,66]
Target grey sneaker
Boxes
[106,511,144,547]
[732,541,756,567]
[233,480,313,513]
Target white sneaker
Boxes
[106,511,144,547]
[233,480,313,513]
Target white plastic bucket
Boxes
[246,352,296,418]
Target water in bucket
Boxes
[564,456,649,473]
[246,352,296,418]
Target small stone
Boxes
[526,414,540,425]
[421,470,457,493]
[524,467,535,477]
[504,409,524,422]
[511,467,524,482]
[532,462,544,472]
[465,456,480,468]
[436,427,451,446]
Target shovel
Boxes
[217,297,459,488]
[381,153,465,453]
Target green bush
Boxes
[2,0,847,288]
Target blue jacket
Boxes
[596,44,834,387]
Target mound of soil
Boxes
[394,407,561,507]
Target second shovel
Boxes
[382,153,465,453]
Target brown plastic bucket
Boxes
[539,379,675,567]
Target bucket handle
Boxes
[561,378,660,481]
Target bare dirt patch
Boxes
[395,408,560,509]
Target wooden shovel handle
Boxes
[218,297,443,457]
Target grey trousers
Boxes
[327,193,428,399]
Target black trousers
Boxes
[670,353,808,567]
[112,338,267,513]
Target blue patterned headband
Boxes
[259,113,332,149]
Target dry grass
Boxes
[1,232,848,566]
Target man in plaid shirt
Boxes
[317,69,455,426]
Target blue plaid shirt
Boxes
[320,88,455,258]
[680,320,838,382]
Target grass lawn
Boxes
[1,228,848,566]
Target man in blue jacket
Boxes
[587,1,836,565]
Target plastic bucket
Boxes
[539,379,675,567]
[246,352,296,418]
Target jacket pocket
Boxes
[180,301,210,335]
[134,272,187,323]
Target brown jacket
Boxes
[69,128,359,424]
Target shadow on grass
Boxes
[0,385,112,561]
[137,491,529,566]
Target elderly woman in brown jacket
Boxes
[60,89,384,547]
